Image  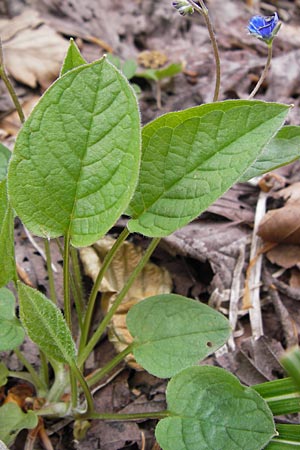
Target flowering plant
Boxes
[0,3,300,450]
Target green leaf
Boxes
[122,59,138,80]
[8,57,141,247]
[0,180,16,287]
[18,282,76,364]
[155,366,276,450]
[0,143,11,182]
[128,100,289,237]
[60,38,87,76]
[106,53,122,70]
[0,362,9,387]
[127,294,230,378]
[0,288,24,351]
[240,125,300,181]
[0,403,38,446]
[264,424,300,449]
[136,63,183,82]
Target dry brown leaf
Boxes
[266,244,300,269]
[80,237,172,368]
[258,182,300,245]
[0,9,68,88]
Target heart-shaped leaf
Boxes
[18,282,76,364]
[127,294,230,378]
[0,403,38,446]
[0,288,24,351]
[127,100,289,237]
[156,366,276,450]
[241,125,300,182]
[0,182,16,287]
[8,57,140,247]
[0,143,10,182]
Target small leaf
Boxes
[18,282,76,364]
[60,38,87,76]
[127,294,230,378]
[122,59,138,80]
[136,63,183,82]
[0,403,38,446]
[0,362,9,387]
[8,57,141,247]
[0,180,16,287]
[0,143,11,182]
[241,125,300,181]
[156,366,276,450]
[0,288,24,351]
[128,100,289,237]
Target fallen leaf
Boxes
[258,182,300,244]
[266,244,300,269]
[80,237,172,368]
[0,9,68,88]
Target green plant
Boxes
[1,4,300,450]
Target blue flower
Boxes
[172,1,194,16]
[248,12,280,44]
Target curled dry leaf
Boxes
[80,237,172,369]
[0,9,68,88]
[258,182,300,245]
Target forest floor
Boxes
[1,0,300,449]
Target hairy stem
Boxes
[14,348,47,395]
[79,227,130,354]
[78,237,161,367]
[63,233,72,332]
[248,44,272,99]
[78,410,170,421]
[0,39,25,123]
[70,362,95,414]
[44,239,58,305]
[187,0,221,102]
[86,345,133,388]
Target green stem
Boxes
[248,43,273,99]
[14,348,47,394]
[187,0,221,102]
[70,362,95,414]
[7,370,38,385]
[70,246,84,311]
[78,237,161,367]
[69,268,84,333]
[47,361,68,403]
[63,233,72,332]
[0,39,25,123]
[86,345,133,388]
[44,238,58,305]
[79,227,130,354]
[39,350,49,388]
[78,410,169,421]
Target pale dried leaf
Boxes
[258,205,300,244]
[0,9,68,88]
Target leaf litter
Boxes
[2,0,300,448]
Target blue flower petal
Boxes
[248,12,279,42]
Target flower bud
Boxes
[248,12,281,45]
[172,1,194,16]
